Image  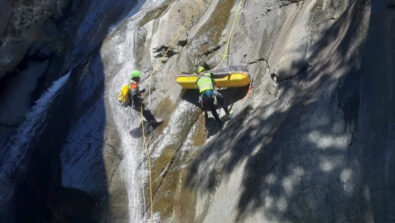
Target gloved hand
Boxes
[139,88,146,93]
[198,96,203,106]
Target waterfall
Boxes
[105,1,167,221]
[109,54,144,222]
[107,24,147,219]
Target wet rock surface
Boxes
[1,0,395,222]
[107,0,392,222]
[0,0,140,222]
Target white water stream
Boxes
[105,0,166,222]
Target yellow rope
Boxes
[136,1,247,222]
[146,0,205,109]
[140,106,153,222]
[141,2,206,220]
[222,0,244,62]
[140,0,207,220]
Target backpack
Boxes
[117,84,130,106]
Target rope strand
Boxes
[222,0,245,65]
[148,0,205,103]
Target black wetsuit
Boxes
[131,93,157,123]
[128,80,157,123]
[201,90,229,123]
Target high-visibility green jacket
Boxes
[196,73,213,93]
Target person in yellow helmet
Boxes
[196,66,231,124]
[128,70,163,126]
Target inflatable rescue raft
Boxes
[176,65,250,89]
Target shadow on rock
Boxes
[129,120,161,138]
[217,85,250,108]
[183,1,389,223]
[0,0,145,222]
[204,117,223,138]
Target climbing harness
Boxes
[224,0,254,97]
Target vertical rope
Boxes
[139,0,206,221]
[151,0,204,75]
[147,0,204,103]
[141,150,147,215]
[222,0,245,65]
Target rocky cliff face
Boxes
[0,0,71,138]
[0,0,70,80]
[1,0,395,223]
[0,0,141,222]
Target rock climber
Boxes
[196,66,231,125]
[128,70,163,126]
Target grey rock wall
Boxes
[2,0,395,222]
[0,0,11,37]
[0,0,71,80]
[93,0,379,222]
[96,0,393,222]
[182,0,373,222]
[356,1,395,222]
[0,0,140,222]
[387,0,395,7]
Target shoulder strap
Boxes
[196,74,202,83]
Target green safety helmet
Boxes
[196,66,205,74]
[130,70,141,78]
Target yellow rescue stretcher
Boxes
[176,65,251,89]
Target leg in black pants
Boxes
[203,96,221,123]
[132,97,157,123]
[214,91,230,116]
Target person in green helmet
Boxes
[196,66,231,124]
[128,70,163,125]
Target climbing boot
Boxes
[227,109,233,119]
[151,118,163,127]
[222,110,233,122]
[217,119,224,127]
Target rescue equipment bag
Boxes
[117,84,130,106]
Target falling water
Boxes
[105,0,166,222]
